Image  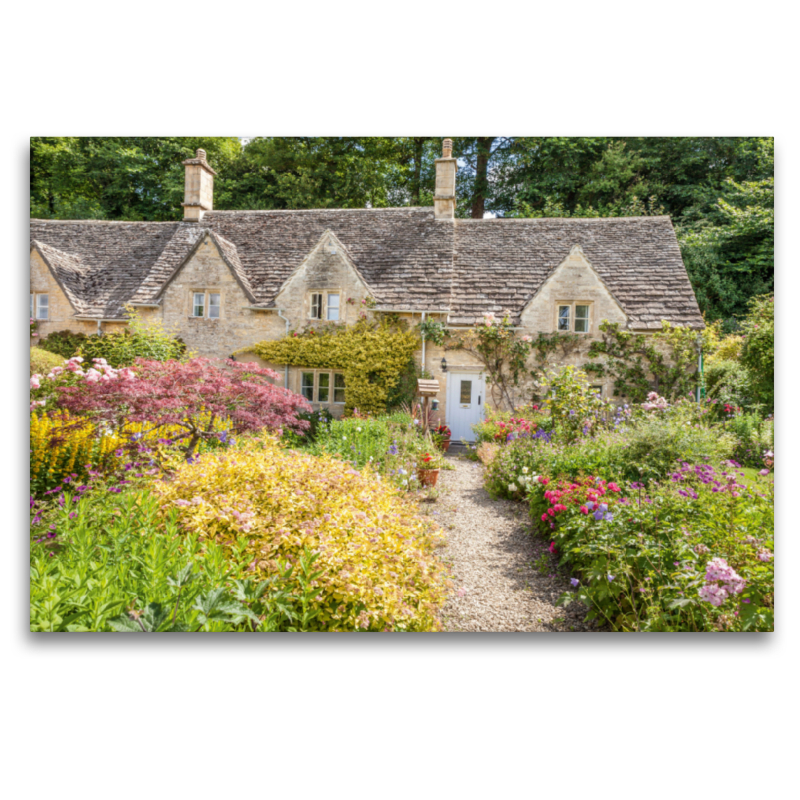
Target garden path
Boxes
[433,456,597,632]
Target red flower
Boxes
[580,506,589,514]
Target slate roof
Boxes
[29,210,703,329]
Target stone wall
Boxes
[159,235,285,358]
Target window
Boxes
[575,305,590,333]
[318,372,330,403]
[557,302,591,333]
[193,293,206,317]
[299,371,345,404]
[310,293,323,319]
[31,293,49,320]
[459,379,472,404]
[326,292,340,321]
[590,385,603,397]
[301,372,315,401]
[192,291,220,318]
[334,373,345,404]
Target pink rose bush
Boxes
[641,391,668,412]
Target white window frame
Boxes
[32,293,49,320]
[191,291,221,319]
[556,302,592,333]
[310,293,323,320]
[326,292,340,321]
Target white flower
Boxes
[342,436,347,441]
[357,427,362,432]
[508,483,518,493]
[522,466,529,474]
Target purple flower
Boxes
[603,513,614,522]
[570,578,580,587]
[593,510,604,521]
[607,574,614,582]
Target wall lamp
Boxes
[441,357,448,373]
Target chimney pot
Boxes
[442,138,453,158]
[196,148,207,161]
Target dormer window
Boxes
[308,291,341,321]
[557,302,591,333]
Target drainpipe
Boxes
[277,309,290,388]
[97,320,102,337]
[696,332,705,403]
[420,311,427,376]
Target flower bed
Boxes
[527,466,774,631]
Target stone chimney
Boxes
[434,138,457,220]
[182,148,217,222]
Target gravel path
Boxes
[430,455,598,632]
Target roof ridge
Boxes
[204,206,434,215]
[455,215,671,223]
[30,218,181,226]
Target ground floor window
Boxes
[300,370,345,404]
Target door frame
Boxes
[445,369,486,442]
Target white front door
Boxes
[446,372,486,442]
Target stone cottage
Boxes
[30,140,704,440]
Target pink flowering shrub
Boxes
[30,356,133,413]
[55,357,312,458]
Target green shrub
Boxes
[618,415,736,483]
[705,359,752,408]
[725,413,774,467]
[79,312,187,367]
[38,330,90,360]
[484,412,736,497]
[739,294,774,413]
[30,347,64,377]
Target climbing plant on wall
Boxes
[241,319,420,416]
[445,313,581,410]
[585,320,699,402]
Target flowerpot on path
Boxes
[417,468,440,487]
[440,440,451,453]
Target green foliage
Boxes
[30,347,64,377]
[311,413,433,490]
[30,136,243,221]
[739,294,774,413]
[78,310,187,367]
[587,320,699,402]
[540,365,606,442]
[417,318,447,346]
[724,414,774,468]
[30,485,322,632]
[485,404,735,495]
[37,329,90,360]
[704,360,752,408]
[244,319,419,415]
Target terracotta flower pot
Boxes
[417,468,440,487]
[440,439,451,452]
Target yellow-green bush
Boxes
[30,411,122,495]
[240,319,419,415]
[30,347,64,377]
[155,435,450,631]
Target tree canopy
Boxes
[30,136,773,325]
